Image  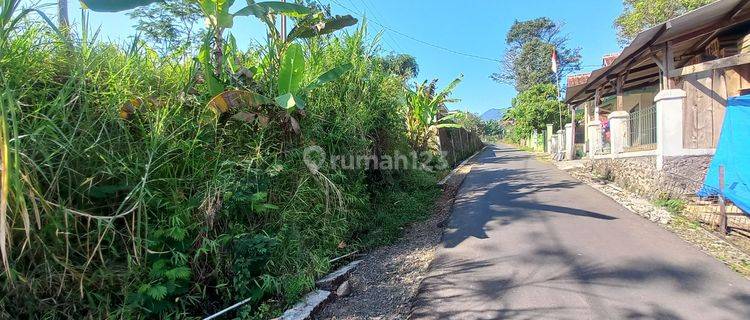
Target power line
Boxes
[340,0,401,52]
[357,0,405,52]
[329,0,502,64]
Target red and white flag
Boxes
[551,48,559,74]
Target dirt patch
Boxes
[314,160,476,319]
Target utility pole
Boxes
[58,0,69,31]
[280,0,287,42]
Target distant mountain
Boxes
[480,108,506,121]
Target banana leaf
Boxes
[80,0,160,12]
[256,1,312,17]
[234,1,312,19]
[438,113,460,123]
[432,75,463,105]
[207,90,272,114]
[432,123,463,129]
[303,63,353,92]
[278,43,305,95]
[198,0,235,28]
[275,93,305,110]
[287,15,357,41]
[196,34,224,96]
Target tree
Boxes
[455,111,482,135]
[614,0,716,45]
[127,0,203,55]
[492,17,581,92]
[381,54,419,79]
[505,83,569,141]
[481,120,503,137]
[404,77,463,153]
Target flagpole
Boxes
[556,72,561,126]
[553,47,563,132]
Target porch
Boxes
[560,0,750,175]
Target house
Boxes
[559,0,750,196]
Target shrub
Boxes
[0,7,443,319]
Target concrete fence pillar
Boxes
[655,89,687,170]
[550,133,558,155]
[556,129,564,154]
[608,111,629,155]
[545,124,553,153]
[565,123,574,160]
[587,120,602,157]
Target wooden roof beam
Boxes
[678,0,750,67]
[670,51,750,77]
[665,9,750,45]
[565,25,668,103]
[598,80,661,100]
[586,72,659,94]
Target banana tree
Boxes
[274,43,353,110]
[208,45,353,133]
[82,0,356,132]
[193,0,355,83]
[235,1,356,94]
[236,1,357,47]
[201,1,356,132]
[405,76,464,153]
[80,0,356,77]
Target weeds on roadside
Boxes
[0,2,445,318]
[654,195,687,214]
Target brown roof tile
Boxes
[602,53,621,67]
[567,73,591,87]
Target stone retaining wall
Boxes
[662,155,712,181]
[586,156,659,197]
[662,155,714,194]
[586,154,715,199]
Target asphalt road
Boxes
[411,144,750,319]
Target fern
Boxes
[164,266,191,281]
[146,285,168,301]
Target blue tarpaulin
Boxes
[699,95,750,215]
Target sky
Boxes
[26,0,625,116]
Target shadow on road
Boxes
[410,145,750,319]
[442,146,617,249]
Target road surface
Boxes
[411,144,750,319]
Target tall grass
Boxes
[0,5,441,319]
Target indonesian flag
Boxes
[551,48,559,74]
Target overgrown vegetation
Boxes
[0,0,458,318]
[482,119,502,137]
[502,83,569,143]
[493,17,577,144]
[654,195,687,214]
[492,17,581,92]
[614,0,716,45]
[404,77,463,153]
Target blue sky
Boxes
[29,0,625,115]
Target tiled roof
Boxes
[567,73,591,87]
[602,53,621,67]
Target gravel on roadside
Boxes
[314,160,476,320]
